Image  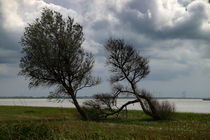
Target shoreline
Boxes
[0,98,210,114]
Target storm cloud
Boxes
[0,0,210,97]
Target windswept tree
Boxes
[19,8,100,120]
[84,39,174,120]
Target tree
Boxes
[104,39,174,120]
[19,8,100,120]
[84,39,175,120]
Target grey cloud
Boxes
[199,41,210,58]
[44,0,92,15]
[91,19,110,30]
[156,2,208,39]
[108,0,210,41]
[0,49,21,64]
[178,0,194,6]
[0,22,21,65]
[147,63,190,81]
[0,2,22,64]
[128,0,152,13]
[147,70,189,81]
[1,0,210,97]
[0,64,19,79]
[0,27,21,51]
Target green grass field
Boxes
[0,106,210,140]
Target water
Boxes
[0,98,210,113]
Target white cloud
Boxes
[1,0,25,31]
[83,39,102,54]
[0,0,81,32]
[1,0,210,97]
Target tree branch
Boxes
[104,99,139,118]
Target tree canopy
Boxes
[105,39,150,85]
[19,8,100,120]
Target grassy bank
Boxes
[0,106,209,140]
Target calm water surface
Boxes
[0,98,210,113]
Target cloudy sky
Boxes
[0,0,210,98]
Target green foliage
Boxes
[19,8,100,120]
[19,8,99,95]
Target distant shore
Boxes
[0,98,210,113]
[0,96,208,99]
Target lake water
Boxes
[0,98,210,113]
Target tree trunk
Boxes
[71,94,88,121]
[130,84,160,120]
[137,94,160,120]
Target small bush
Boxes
[154,100,175,120]
[82,106,104,121]
[141,90,175,120]
[145,99,175,120]
[82,93,116,120]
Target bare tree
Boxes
[84,39,174,120]
[19,8,100,120]
[103,39,174,120]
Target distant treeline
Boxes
[0,96,207,99]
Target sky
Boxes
[0,0,210,98]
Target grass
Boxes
[0,106,210,140]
